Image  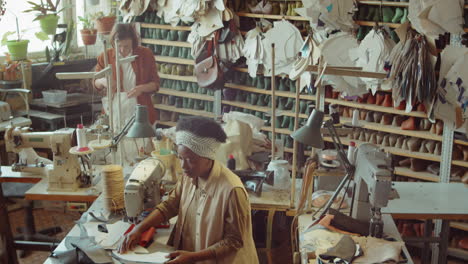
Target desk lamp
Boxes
[111,104,156,153]
[291,109,354,219]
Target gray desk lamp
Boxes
[112,105,156,147]
[291,109,354,218]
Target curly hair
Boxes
[176,117,227,143]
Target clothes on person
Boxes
[155,160,259,264]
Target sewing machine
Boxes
[4,126,89,191]
[351,143,393,238]
[124,157,165,221]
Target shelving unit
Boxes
[158,88,214,101]
[141,38,192,48]
[154,104,215,118]
[236,12,309,21]
[155,56,194,65]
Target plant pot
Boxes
[39,14,60,35]
[95,16,116,35]
[80,29,97,45]
[6,40,29,61]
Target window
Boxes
[0,0,50,55]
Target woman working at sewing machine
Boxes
[118,117,259,264]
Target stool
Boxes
[2,182,61,257]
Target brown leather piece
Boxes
[436,120,444,135]
[342,107,350,118]
[367,93,376,104]
[459,237,468,250]
[401,117,418,130]
[332,91,340,99]
[416,102,426,113]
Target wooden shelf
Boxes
[450,221,468,232]
[261,126,292,135]
[452,159,468,168]
[325,98,427,118]
[154,104,215,118]
[454,139,468,147]
[158,121,177,127]
[394,167,440,182]
[222,100,308,118]
[324,136,442,163]
[355,20,402,29]
[236,12,309,21]
[158,88,214,101]
[155,56,194,65]
[141,38,191,48]
[357,0,409,7]
[225,83,316,100]
[339,117,443,142]
[448,247,468,261]
[159,73,197,83]
[225,83,271,95]
[140,23,191,31]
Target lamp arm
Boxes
[324,119,354,175]
[111,115,136,147]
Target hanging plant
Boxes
[23,0,69,35]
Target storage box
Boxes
[42,90,67,104]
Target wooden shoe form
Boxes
[419,140,428,153]
[395,136,405,149]
[360,110,368,120]
[392,116,405,127]
[381,134,390,147]
[425,140,436,153]
[402,138,409,150]
[376,92,385,105]
[452,145,463,160]
[381,113,393,125]
[369,132,377,144]
[399,158,411,167]
[388,134,398,146]
[434,142,442,155]
[407,137,422,152]
[401,117,418,130]
[382,94,393,107]
[420,119,432,131]
[365,111,375,122]
[373,112,383,123]
[376,132,385,145]
[365,131,372,142]
[463,147,468,161]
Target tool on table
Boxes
[4,126,92,191]
[124,157,166,222]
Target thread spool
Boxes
[76,124,89,152]
[101,165,125,213]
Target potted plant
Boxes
[78,15,97,45]
[1,18,29,61]
[92,11,116,35]
[23,0,65,35]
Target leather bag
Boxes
[195,31,224,89]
